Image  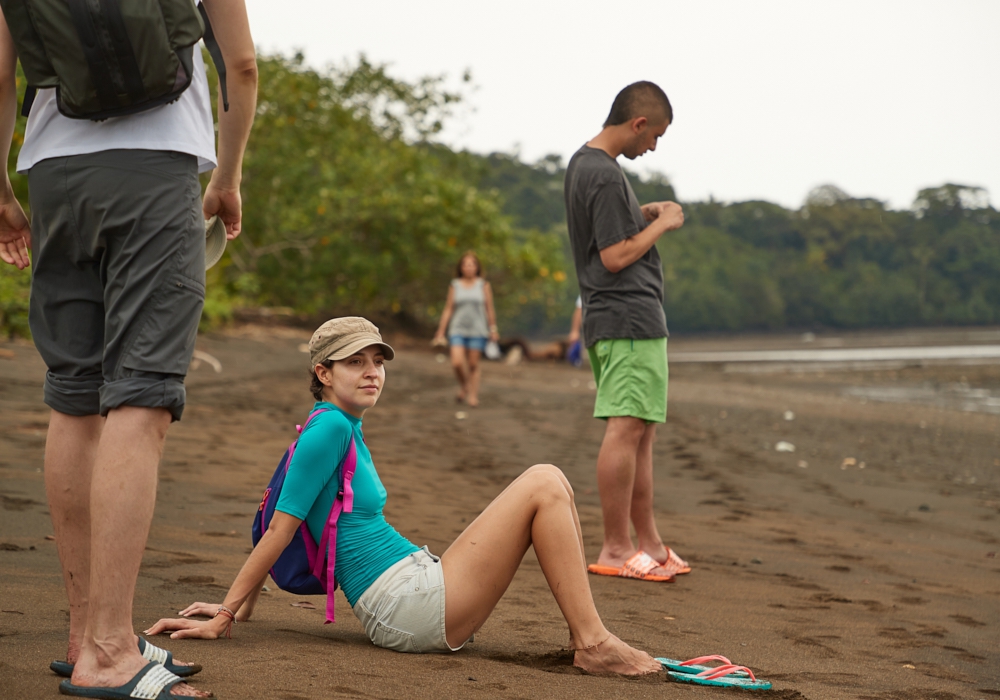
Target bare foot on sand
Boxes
[573,634,661,675]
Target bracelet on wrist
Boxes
[215,605,236,638]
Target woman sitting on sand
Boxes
[146,316,660,676]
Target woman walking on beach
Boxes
[146,316,661,676]
[433,251,499,407]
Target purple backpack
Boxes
[251,408,357,623]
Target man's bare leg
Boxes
[45,411,104,665]
[631,423,668,562]
[594,416,646,567]
[69,406,207,698]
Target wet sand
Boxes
[1,326,998,699]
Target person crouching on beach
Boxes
[146,316,660,675]
[432,251,499,407]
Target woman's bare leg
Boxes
[441,464,660,675]
[450,345,468,401]
[465,349,482,406]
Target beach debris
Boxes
[190,350,222,373]
[455,411,467,420]
[751,557,763,564]
[2,609,24,614]
[797,460,809,468]
[783,410,795,421]
[261,585,271,591]
[290,601,316,609]
[298,343,309,353]
[505,345,523,366]
[918,504,931,512]
[841,457,857,469]
[44,534,55,541]
[663,616,675,620]
[775,441,795,452]
[902,664,915,669]
[1,543,26,551]
[435,353,446,363]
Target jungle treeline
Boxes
[2,53,998,339]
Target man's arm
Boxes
[0,10,30,269]
[201,0,257,240]
[599,202,684,274]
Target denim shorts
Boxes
[352,547,472,653]
[449,336,487,352]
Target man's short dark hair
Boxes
[604,81,673,128]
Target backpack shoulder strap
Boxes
[314,435,358,624]
[197,3,229,112]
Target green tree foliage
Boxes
[3,52,998,339]
[218,53,568,330]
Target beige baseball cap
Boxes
[309,317,395,367]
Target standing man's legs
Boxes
[595,415,646,566]
[44,412,104,664]
[29,151,208,695]
[72,407,173,686]
[631,423,668,562]
[588,338,682,574]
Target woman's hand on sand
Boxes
[144,615,230,640]
[176,601,222,618]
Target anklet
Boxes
[573,633,612,651]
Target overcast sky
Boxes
[243,0,999,211]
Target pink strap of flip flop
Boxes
[680,655,734,667]
[695,664,757,681]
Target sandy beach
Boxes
[2,326,998,699]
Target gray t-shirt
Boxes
[564,145,668,345]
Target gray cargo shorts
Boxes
[27,149,205,421]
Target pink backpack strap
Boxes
[314,436,358,624]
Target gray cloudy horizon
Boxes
[244,0,999,212]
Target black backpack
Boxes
[0,0,228,121]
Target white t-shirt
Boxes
[16,47,217,174]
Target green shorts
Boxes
[587,338,668,423]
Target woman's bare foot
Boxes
[466,396,479,407]
[573,634,661,675]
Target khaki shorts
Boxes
[587,337,668,423]
[352,547,472,653]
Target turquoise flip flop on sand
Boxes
[656,656,771,690]
[657,654,749,676]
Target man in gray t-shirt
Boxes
[564,81,690,582]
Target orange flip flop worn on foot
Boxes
[660,547,691,575]
[587,551,676,582]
